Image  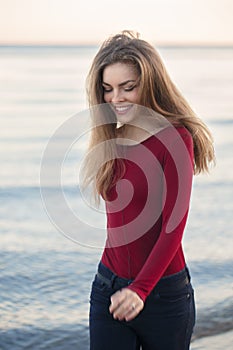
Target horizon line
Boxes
[0,42,233,49]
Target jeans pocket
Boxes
[90,275,113,305]
[158,285,193,303]
[92,274,112,292]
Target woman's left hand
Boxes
[109,288,144,321]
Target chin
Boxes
[116,109,136,124]
[117,116,135,125]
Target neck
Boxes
[117,124,152,143]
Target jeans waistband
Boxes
[96,262,191,293]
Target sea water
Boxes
[0,45,233,349]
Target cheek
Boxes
[103,93,111,103]
[131,90,140,103]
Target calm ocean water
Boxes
[0,45,233,349]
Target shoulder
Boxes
[142,126,194,160]
[154,125,193,147]
[154,126,194,163]
[174,126,193,150]
[175,126,192,139]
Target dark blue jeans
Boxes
[89,262,195,350]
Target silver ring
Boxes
[131,303,136,310]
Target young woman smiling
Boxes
[82,31,215,350]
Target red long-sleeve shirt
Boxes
[101,126,194,302]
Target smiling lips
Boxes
[114,105,133,115]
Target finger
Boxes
[115,300,144,321]
[112,300,137,320]
[112,303,127,320]
[109,301,121,314]
[109,291,124,313]
[124,305,140,321]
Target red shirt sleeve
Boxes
[126,127,194,301]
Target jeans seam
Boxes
[184,289,195,349]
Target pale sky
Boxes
[0,0,233,45]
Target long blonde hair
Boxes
[83,30,215,201]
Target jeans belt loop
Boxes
[96,272,111,288]
[110,273,117,288]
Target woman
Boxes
[82,31,215,350]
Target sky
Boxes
[0,0,233,45]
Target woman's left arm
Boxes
[126,127,194,301]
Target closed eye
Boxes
[124,85,137,91]
[103,87,112,92]
[102,85,137,93]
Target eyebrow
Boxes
[102,79,137,87]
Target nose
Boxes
[111,89,125,103]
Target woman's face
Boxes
[102,62,141,124]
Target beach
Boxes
[0,45,232,349]
[192,330,233,349]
